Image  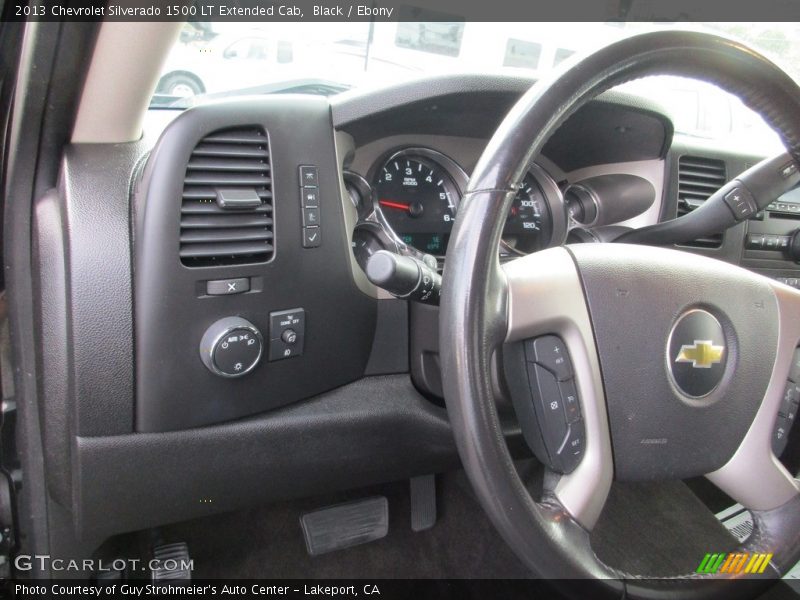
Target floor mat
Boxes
[155,472,533,579]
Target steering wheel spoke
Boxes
[706,280,800,511]
[503,247,613,530]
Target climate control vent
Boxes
[677,155,727,248]
[180,126,273,266]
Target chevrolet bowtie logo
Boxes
[675,340,724,369]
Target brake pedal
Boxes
[300,496,388,556]
[151,541,192,582]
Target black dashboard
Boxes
[32,72,800,543]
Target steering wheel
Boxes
[440,31,800,598]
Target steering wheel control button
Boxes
[559,379,581,424]
[557,420,585,473]
[773,416,791,457]
[303,227,321,248]
[723,185,757,221]
[525,335,573,380]
[667,309,727,398]
[268,308,305,361]
[206,277,250,296]
[299,165,319,187]
[780,381,800,421]
[199,317,263,378]
[526,364,573,467]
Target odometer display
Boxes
[374,153,460,256]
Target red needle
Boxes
[379,199,411,212]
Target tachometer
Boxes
[373,150,462,256]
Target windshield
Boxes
[152,21,797,150]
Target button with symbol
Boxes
[301,188,319,208]
[723,186,756,220]
[199,317,263,378]
[525,335,574,380]
[268,308,306,361]
[299,165,319,187]
[206,277,251,296]
[303,207,320,227]
[303,227,321,248]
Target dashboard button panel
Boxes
[299,165,321,248]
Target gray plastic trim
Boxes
[503,246,613,529]
[706,280,800,510]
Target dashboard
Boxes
[32,72,800,545]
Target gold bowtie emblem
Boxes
[675,340,724,369]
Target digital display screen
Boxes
[401,233,449,255]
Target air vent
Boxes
[180,126,273,266]
[677,155,727,248]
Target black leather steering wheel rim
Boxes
[440,30,800,598]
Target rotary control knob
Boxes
[199,317,263,378]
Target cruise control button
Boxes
[780,381,800,421]
[773,416,791,457]
[559,378,581,423]
[525,335,573,380]
[557,420,585,474]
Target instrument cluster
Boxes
[346,147,567,270]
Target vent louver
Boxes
[677,155,727,249]
[179,126,273,266]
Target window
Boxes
[503,39,543,69]
[394,22,465,57]
[554,48,575,66]
[223,38,270,60]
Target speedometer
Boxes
[373,150,462,256]
[502,173,551,254]
[502,165,565,255]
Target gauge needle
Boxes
[379,199,411,212]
